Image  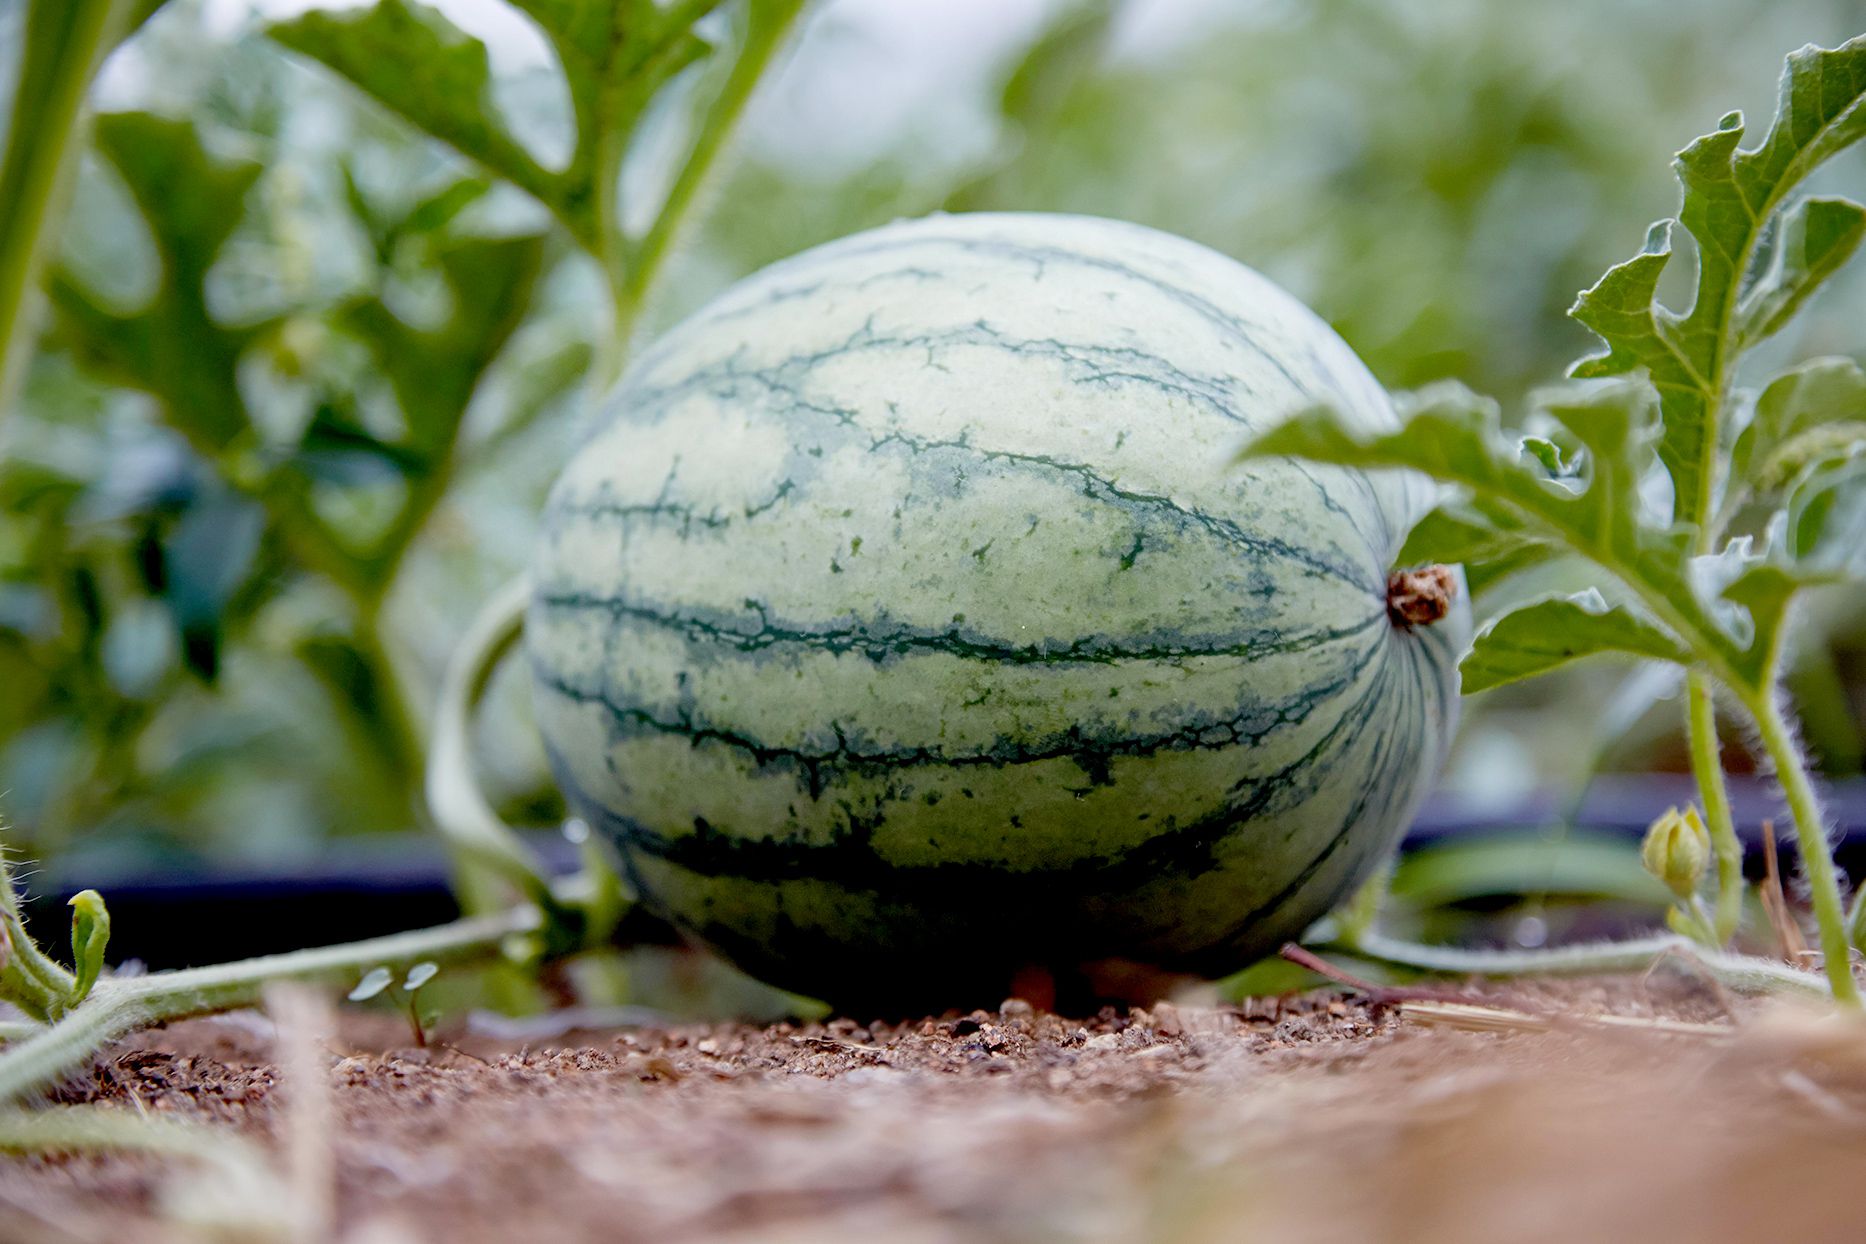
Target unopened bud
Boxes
[1641,806,1710,899]
[67,890,110,1003]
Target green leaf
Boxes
[1569,35,1866,528]
[271,0,748,257]
[46,112,264,448]
[1460,590,1690,694]
[1731,357,1866,497]
[1390,832,1669,909]
[945,1,1113,212]
[1239,384,1778,686]
[336,231,547,452]
[402,961,439,991]
[269,0,561,232]
[1397,502,1558,595]
[1736,197,1866,347]
[161,488,267,681]
[1782,447,1866,574]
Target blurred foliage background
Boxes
[2,0,1864,891]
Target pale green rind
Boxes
[529,212,1468,998]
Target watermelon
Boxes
[528,212,1469,1005]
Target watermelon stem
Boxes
[597,0,811,390]
[0,901,547,1103]
[1385,564,1457,630]
[1685,673,1745,945]
[426,576,556,901]
[1741,687,1862,1006]
[427,576,630,957]
[1323,927,1833,1001]
[0,1103,289,1226]
[0,0,141,420]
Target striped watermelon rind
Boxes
[528,212,1469,1003]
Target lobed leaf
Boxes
[1569,35,1866,528]
[47,112,264,448]
[1782,447,1866,575]
[272,0,748,259]
[1731,357,1866,497]
[336,231,547,452]
[1460,590,1691,694]
[1239,384,1790,689]
[269,1,562,232]
[1736,197,1866,347]
[1397,502,1559,595]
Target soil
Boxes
[5,972,1866,1243]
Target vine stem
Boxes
[0,0,139,416]
[0,854,77,1021]
[0,1104,292,1231]
[1686,672,1744,942]
[425,574,554,901]
[1336,928,1832,1000]
[598,0,809,388]
[0,905,539,1103]
[1746,690,1861,1005]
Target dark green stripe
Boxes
[533,627,1388,796]
[534,589,1385,669]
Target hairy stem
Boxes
[0,857,77,1021]
[0,905,539,1103]
[1686,672,1744,942]
[1337,928,1831,1000]
[0,0,138,416]
[1746,690,1860,1005]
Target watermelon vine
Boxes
[1244,34,1866,1003]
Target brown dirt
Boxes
[5,974,1866,1243]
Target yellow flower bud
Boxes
[1641,805,1710,899]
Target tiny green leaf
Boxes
[348,966,393,1002]
[402,961,439,992]
[1519,436,1578,479]
[1459,591,1690,694]
[66,890,110,1003]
